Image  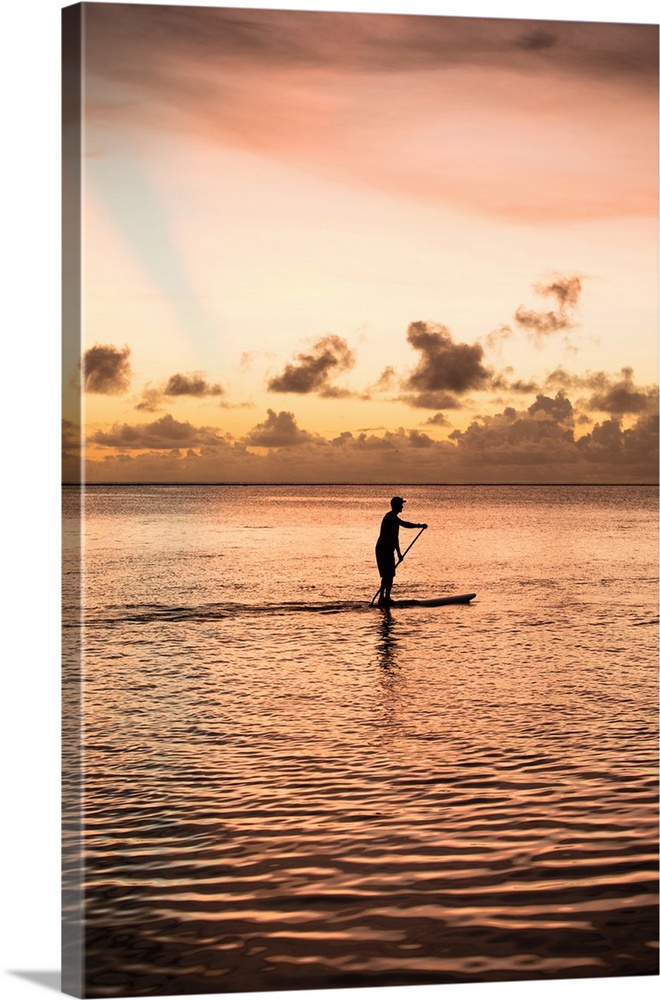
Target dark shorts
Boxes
[375,544,395,579]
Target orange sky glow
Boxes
[63,1,659,484]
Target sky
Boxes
[4,4,659,1000]
[63,1,658,483]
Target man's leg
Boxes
[379,573,393,605]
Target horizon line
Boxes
[62,481,660,488]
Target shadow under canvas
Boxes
[10,972,62,993]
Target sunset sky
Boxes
[63,0,659,483]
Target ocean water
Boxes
[62,484,659,996]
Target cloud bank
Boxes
[82,388,658,484]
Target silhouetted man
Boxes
[375,497,427,606]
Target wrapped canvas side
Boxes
[62,3,84,997]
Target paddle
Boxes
[369,525,427,606]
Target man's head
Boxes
[390,496,406,512]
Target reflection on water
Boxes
[62,485,659,996]
[376,608,399,673]
[375,610,406,736]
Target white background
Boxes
[2,1,657,999]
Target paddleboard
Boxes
[378,593,476,608]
